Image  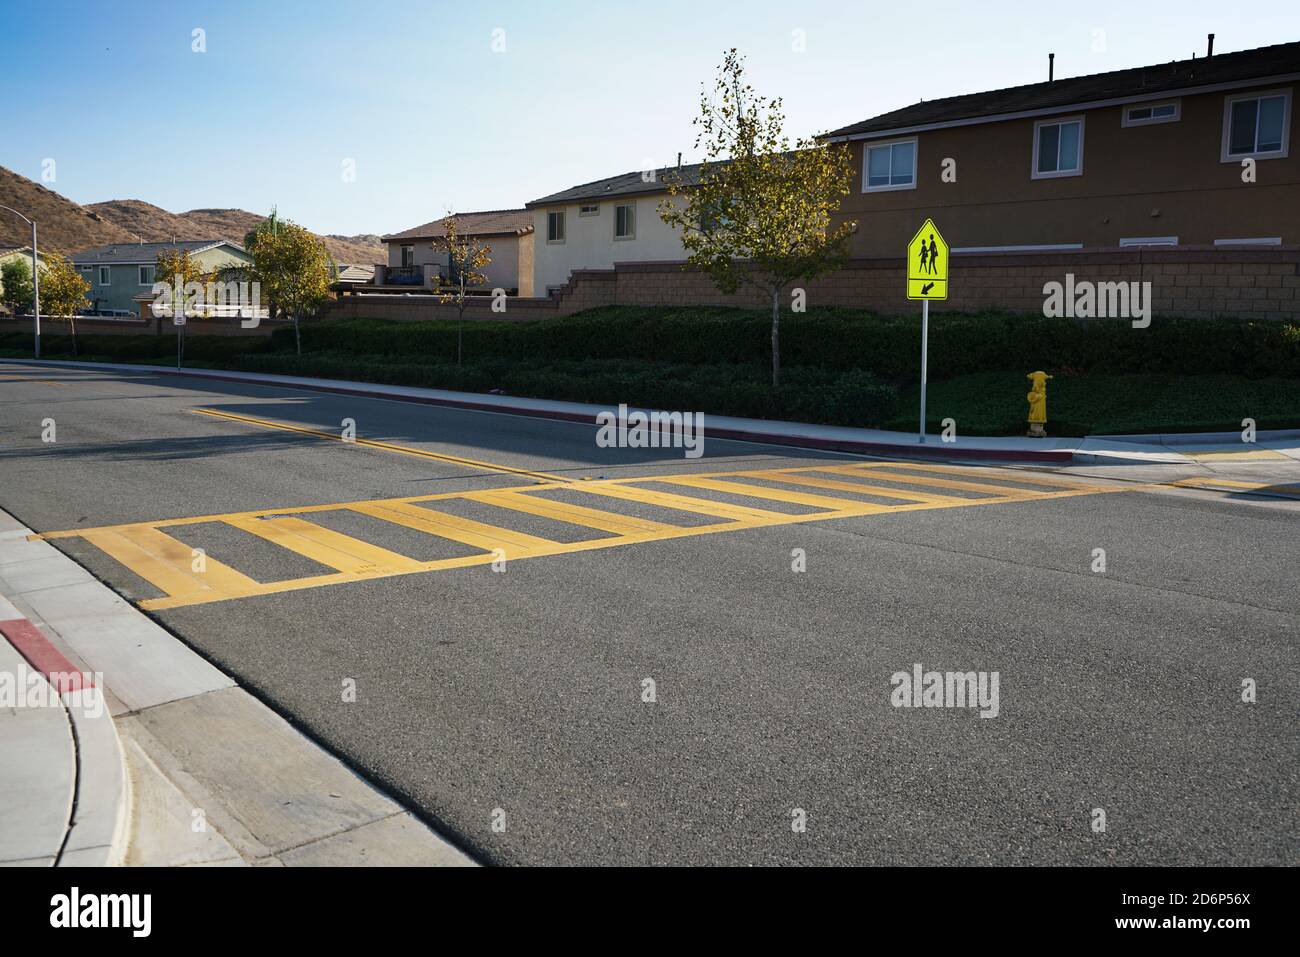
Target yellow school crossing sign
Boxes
[907,218,948,300]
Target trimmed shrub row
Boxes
[270,307,1300,380]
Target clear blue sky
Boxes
[3,0,1297,237]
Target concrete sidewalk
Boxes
[0,507,475,867]
[13,357,1299,466]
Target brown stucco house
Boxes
[379,209,534,296]
[824,39,1299,256]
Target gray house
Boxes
[71,240,253,315]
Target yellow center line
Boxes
[190,407,567,483]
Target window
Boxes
[1123,101,1179,127]
[614,203,635,239]
[1214,237,1282,247]
[578,204,599,217]
[1033,117,1084,178]
[863,138,916,191]
[138,265,155,285]
[1119,236,1178,247]
[98,266,111,285]
[1222,89,1291,160]
[400,244,414,267]
[547,210,565,243]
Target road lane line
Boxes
[743,470,967,504]
[223,515,425,574]
[654,475,895,513]
[1165,477,1300,499]
[191,407,566,482]
[572,481,791,522]
[825,466,1044,498]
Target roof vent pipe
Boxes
[1207,33,1215,57]
[1048,53,1055,82]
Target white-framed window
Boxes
[1122,101,1180,127]
[1214,237,1282,247]
[400,244,414,267]
[578,204,599,217]
[1119,236,1178,247]
[98,266,111,285]
[863,138,916,191]
[138,265,155,285]
[614,203,635,240]
[547,210,565,243]
[1222,89,1291,161]
[1033,117,1084,178]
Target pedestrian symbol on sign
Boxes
[907,219,948,300]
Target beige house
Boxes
[526,169,697,294]
[380,210,534,296]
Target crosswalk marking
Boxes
[466,490,679,536]
[655,475,894,513]
[38,461,1122,610]
[224,515,425,574]
[79,525,261,602]
[348,500,561,557]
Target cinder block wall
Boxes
[323,245,1300,323]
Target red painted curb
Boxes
[0,617,94,694]
[14,361,1076,464]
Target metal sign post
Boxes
[906,218,949,445]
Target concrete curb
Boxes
[0,508,477,867]
[0,595,131,867]
[3,357,1104,465]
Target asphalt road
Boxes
[1,361,1297,866]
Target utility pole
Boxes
[0,205,40,358]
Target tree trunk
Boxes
[457,302,464,366]
[293,312,302,356]
[71,315,78,356]
[770,289,781,388]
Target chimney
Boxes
[1048,53,1055,82]
[1207,33,1215,57]
[677,152,682,168]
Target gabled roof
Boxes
[383,209,533,242]
[826,40,1300,140]
[526,164,705,207]
[70,240,246,265]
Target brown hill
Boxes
[88,201,384,266]
[0,165,137,254]
[0,167,384,264]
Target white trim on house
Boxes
[1119,236,1179,247]
[578,204,600,217]
[1220,87,1292,161]
[823,73,1300,143]
[1121,100,1181,126]
[546,210,566,244]
[1214,237,1283,246]
[614,202,636,240]
[951,243,1084,253]
[1032,115,1085,179]
[138,265,155,286]
[861,136,918,192]
[98,266,110,286]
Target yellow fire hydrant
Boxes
[1026,371,1052,437]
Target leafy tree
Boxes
[39,254,90,354]
[659,49,856,386]
[1,258,34,316]
[243,215,333,354]
[434,214,492,365]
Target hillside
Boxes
[89,201,385,265]
[0,167,384,264]
[0,166,136,254]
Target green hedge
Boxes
[0,331,271,362]
[270,307,1300,381]
[233,352,900,427]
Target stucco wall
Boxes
[387,234,528,292]
[531,193,688,292]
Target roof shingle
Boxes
[383,209,533,242]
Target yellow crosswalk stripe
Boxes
[654,475,891,512]
[1167,477,1300,499]
[348,500,559,556]
[574,481,790,522]
[224,515,424,574]
[824,466,1041,499]
[739,470,966,504]
[467,490,679,536]
[79,525,261,603]
[850,461,1089,489]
